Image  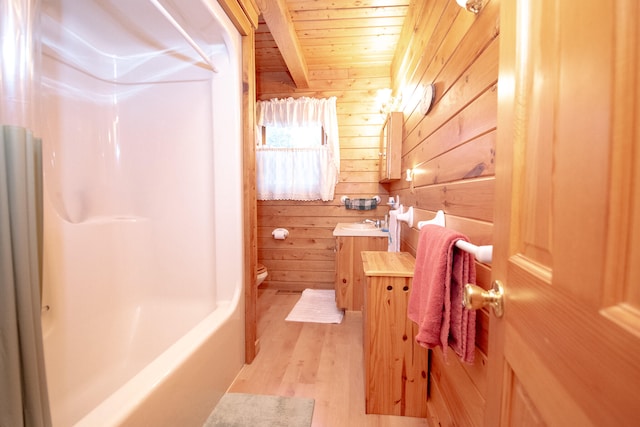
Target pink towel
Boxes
[407,224,477,364]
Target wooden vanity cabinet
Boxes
[361,251,428,417]
[334,236,387,311]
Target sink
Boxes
[342,223,378,230]
[333,222,388,237]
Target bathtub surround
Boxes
[35,0,246,425]
[204,393,314,427]
[0,126,51,427]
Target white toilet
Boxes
[257,263,268,287]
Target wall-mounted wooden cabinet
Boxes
[379,111,403,183]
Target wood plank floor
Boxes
[228,289,429,427]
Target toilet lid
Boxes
[257,263,267,274]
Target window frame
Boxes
[260,124,328,148]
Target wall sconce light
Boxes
[406,168,416,193]
[377,88,402,115]
[456,0,484,14]
[405,168,413,182]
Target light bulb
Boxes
[405,169,413,182]
[456,0,483,14]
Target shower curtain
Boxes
[0,125,52,427]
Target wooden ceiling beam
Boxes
[256,0,310,89]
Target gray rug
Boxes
[204,393,314,427]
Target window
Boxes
[256,97,340,201]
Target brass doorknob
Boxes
[463,280,504,318]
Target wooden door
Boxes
[488,0,640,425]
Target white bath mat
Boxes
[285,289,344,324]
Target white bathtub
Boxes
[74,290,243,427]
[38,1,245,425]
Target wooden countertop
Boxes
[361,251,415,277]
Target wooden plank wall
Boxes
[389,0,499,425]
[256,19,394,291]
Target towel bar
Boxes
[395,205,413,227]
[454,240,493,264]
[340,195,381,205]
[417,210,493,263]
[416,210,445,228]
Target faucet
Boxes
[363,219,381,227]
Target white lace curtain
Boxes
[256,97,340,201]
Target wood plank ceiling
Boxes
[255,0,412,87]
